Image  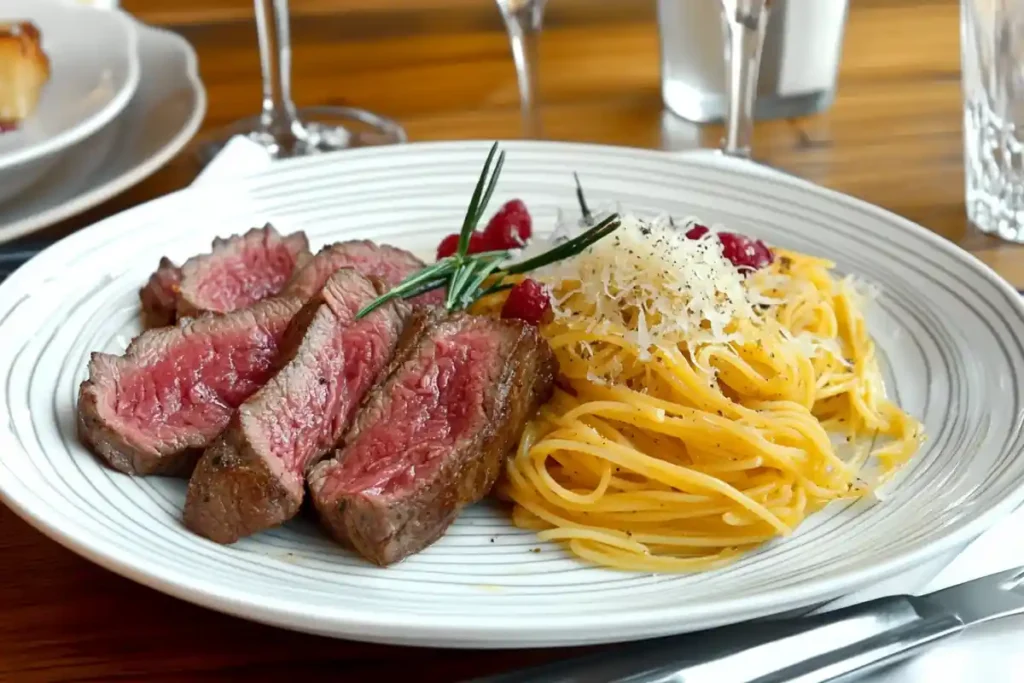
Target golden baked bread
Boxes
[0,22,51,131]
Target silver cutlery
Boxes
[468,564,1024,683]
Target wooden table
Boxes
[0,1,1007,680]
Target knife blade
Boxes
[467,565,1024,683]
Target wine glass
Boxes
[199,0,406,165]
[718,0,772,158]
[495,0,549,139]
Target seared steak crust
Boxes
[183,269,410,543]
[309,312,556,566]
[282,240,444,306]
[77,296,304,476]
[138,257,182,329]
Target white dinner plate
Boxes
[0,0,140,206]
[0,17,205,245]
[1,141,1022,649]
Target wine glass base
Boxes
[195,105,407,167]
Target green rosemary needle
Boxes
[574,172,594,226]
[502,213,619,276]
[355,143,621,319]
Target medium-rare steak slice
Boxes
[176,224,311,319]
[77,296,304,477]
[183,269,410,544]
[138,257,182,329]
[282,239,444,306]
[308,312,557,566]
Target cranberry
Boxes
[718,232,775,270]
[685,224,710,240]
[500,278,552,326]
[436,232,492,260]
[436,233,460,260]
[469,232,490,254]
[483,199,532,250]
[682,222,773,271]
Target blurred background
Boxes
[105,0,967,244]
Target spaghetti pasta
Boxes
[473,214,924,573]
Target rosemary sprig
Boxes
[456,252,508,309]
[574,172,594,226]
[503,213,619,275]
[356,259,458,319]
[478,282,515,298]
[354,143,622,319]
[448,141,506,310]
[446,255,487,310]
[457,142,505,257]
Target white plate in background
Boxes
[0,141,1022,649]
[0,18,205,244]
[0,0,140,206]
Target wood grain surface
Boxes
[1,1,1011,681]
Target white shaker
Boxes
[658,0,849,123]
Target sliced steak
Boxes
[176,224,311,319]
[308,312,557,566]
[138,257,182,329]
[183,269,410,544]
[282,239,444,306]
[77,296,304,477]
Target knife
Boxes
[467,564,1024,683]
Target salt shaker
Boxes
[657,0,849,123]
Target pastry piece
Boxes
[0,22,51,131]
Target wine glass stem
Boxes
[500,0,547,139]
[254,0,303,140]
[721,0,771,158]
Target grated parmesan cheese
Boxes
[522,212,758,351]
[511,208,866,372]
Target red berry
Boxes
[436,232,491,260]
[718,232,775,270]
[483,199,532,250]
[500,278,552,326]
[683,223,773,271]
[436,233,460,260]
[685,224,709,240]
[469,232,490,254]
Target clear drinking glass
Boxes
[199,0,406,164]
[659,0,846,125]
[718,0,773,158]
[495,0,549,139]
[961,0,1024,242]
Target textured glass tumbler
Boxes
[962,0,1024,241]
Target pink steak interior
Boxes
[102,322,286,446]
[321,323,505,499]
[194,238,302,312]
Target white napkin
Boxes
[855,506,1024,683]
[192,135,274,187]
[924,504,1024,591]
